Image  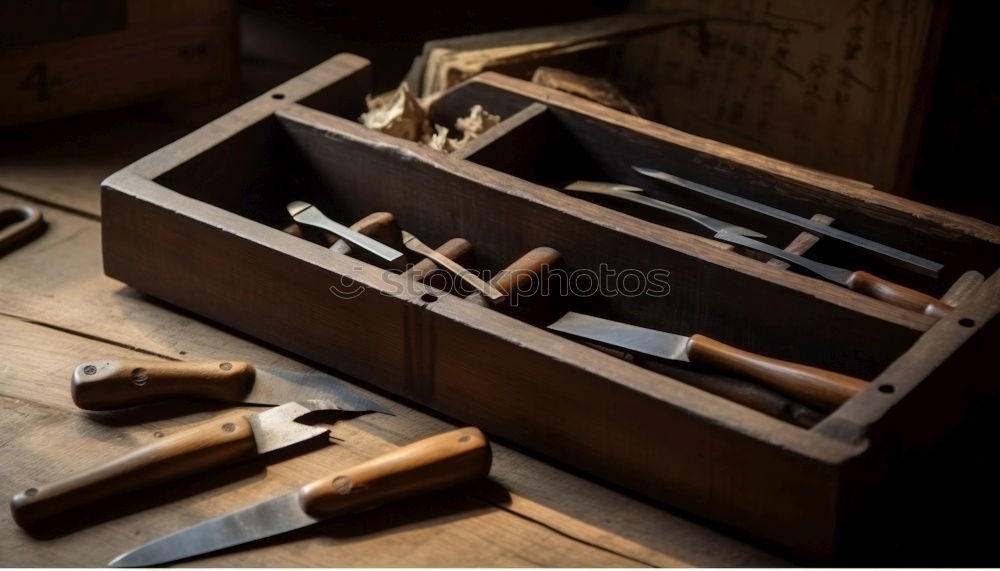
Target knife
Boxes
[714,229,953,318]
[286,201,406,266]
[71,360,392,414]
[567,181,953,318]
[107,427,491,567]
[632,166,943,277]
[10,400,352,528]
[548,312,867,411]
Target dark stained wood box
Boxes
[100,53,1000,563]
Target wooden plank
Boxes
[0,191,784,566]
[620,0,946,194]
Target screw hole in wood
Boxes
[272,93,285,100]
[959,318,976,327]
[878,384,895,394]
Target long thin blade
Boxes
[633,166,943,277]
[713,229,854,287]
[109,492,319,567]
[248,368,393,415]
[287,201,404,265]
[564,181,766,239]
[548,312,691,362]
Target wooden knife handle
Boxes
[71,360,256,410]
[10,411,257,528]
[847,270,953,318]
[299,427,491,518]
[687,335,867,411]
[465,247,562,306]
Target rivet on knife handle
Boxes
[10,410,258,528]
[687,335,867,411]
[299,426,491,518]
[72,360,256,411]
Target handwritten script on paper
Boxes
[620,0,938,193]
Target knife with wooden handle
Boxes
[549,312,867,410]
[108,427,491,567]
[71,360,391,414]
[10,401,343,529]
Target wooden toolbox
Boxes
[100,53,1000,562]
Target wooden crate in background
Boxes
[0,0,237,126]
[621,0,947,195]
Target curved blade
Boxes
[109,492,319,567]
[248,368,393,415]
[548,312,691,362]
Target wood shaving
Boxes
[360,85,498,153]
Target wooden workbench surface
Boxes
[0,99,787,567]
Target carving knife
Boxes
[71,360,393,414]
[548,312,867,411]
[287,201,405,266]
[633,166,943,277]
[10,400,355,528]
[566,181,953,318]
[107,427,491,567]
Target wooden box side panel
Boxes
[424,300,847,561]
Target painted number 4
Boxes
[20,62,51,101]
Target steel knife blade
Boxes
[108,427,492,567]
[10,400,348,529]
[632,166,943,277]
[287,200,405,265]
[70,360,393,414]
[548,312,867,411]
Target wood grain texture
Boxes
[0,194,781,566]
[688,334,866,411]
[70,360,255,411]
[10,410,256,529]
[300,427,491,518]
[620,0,945,194]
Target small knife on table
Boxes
[10,400,355,528]
[548,312,867,411]
[71,360,392,414]
[108,427,491,567]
